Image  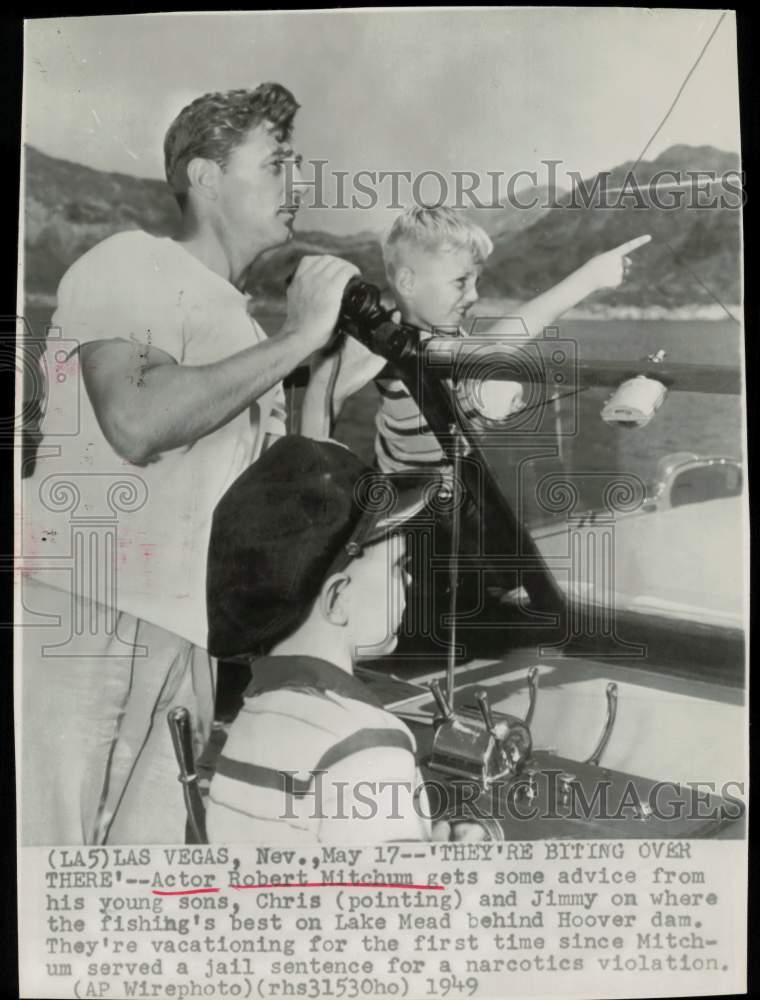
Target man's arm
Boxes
[485,235,652,339]
[81,330,312,464]
[79,255,357,464]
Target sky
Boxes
[23,8,741,235]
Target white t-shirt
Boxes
[22,230,287,649]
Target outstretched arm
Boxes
[486,235,652,339]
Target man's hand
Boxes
[285,255,359,353]
[580,234,652,293]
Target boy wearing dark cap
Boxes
[205,434,435,843]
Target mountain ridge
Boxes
[23,143,741,316]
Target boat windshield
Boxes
[468,316,745,631]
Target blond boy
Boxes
[373,207,649,473]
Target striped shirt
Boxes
[374,328,478,474]
[375,376,494,474]
[206,656,433,844]
[374,353,525,474]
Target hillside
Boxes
[22,146,387,310]
[479,146,742,311]
[23,144,741,317]
[24,146,181,299]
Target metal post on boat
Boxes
[445,424,465,708]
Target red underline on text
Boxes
[152,888,220,896]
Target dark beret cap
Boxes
[206,435,429,659]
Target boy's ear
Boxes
[394,265,416,298]
[186,156,221,202]
[320,572,350,627]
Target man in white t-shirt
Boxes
[19,84,361,845]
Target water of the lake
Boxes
[330,316,744,520]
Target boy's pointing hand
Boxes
[581,234,652,292]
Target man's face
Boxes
[343,533,412,659]
[394,245,481,331]
[215,121,303,253]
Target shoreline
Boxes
[564,303,742,321]
[474,297,742,323]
